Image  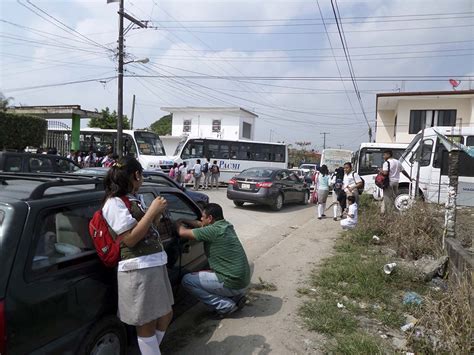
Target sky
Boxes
[1,0,473,152]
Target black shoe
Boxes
[317,217,322,220]
[322,214,326,217]
[333,217,338,221]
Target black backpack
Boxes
[202,162,209,173]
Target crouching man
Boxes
[177,203,250,316]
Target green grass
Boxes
[299,299,357,335]
[330,332,384,355]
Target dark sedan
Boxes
[227,167,310,211]
[74,167,209,208]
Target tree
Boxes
[88,107,130,129]
[150,114,172,136]
[0,112,47,150]
[0,92,13,112]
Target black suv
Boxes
[0,173,207,354]
[0,152,80,173]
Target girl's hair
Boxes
[320,164,329,176]
[104,156,143,198]
[335,167,344,180]
[173,162,178,168]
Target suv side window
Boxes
[56,158,79,172]
[160,192,200,221]
[5,156,22,172]
[31,203,99,272]
[28,156,54,172]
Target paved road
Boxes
[162,188,339,354]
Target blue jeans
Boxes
[181,271,246,314]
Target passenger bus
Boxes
[173,137,288,182]
[354,142,408,194]
[397,126,474,209]
[46,128,175,171]
[320,149,353,173]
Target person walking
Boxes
[102,157,173,355]
[343,162,363,206]
[380,150,411,213]
[210,160,220,189]
[178,162,187,186]
[169,163,178,181]
[193,159,203,191]
[330,167,346,220]
[202,158,211,190]
[340,195,358,230]
[316,165,330,220]
[177,203,250,316]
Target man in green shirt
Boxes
[177,203,251,316]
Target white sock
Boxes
[137,335,161,355]
[155,330,165,345]
[317,204,323,218]
[333,205,339,218]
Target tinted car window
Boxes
[31,203,99,272]
[5,156,22,172]
[56,158,79,172]
[28,157,54,172]
[239,168,274,178]
[160,193,199,221]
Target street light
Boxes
[116,56,149,158]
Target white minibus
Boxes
[173,137,288,182]
[397,127,474,209]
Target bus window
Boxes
[207,142,219,159]
[239,144,253,160]
[134,131,166,156]
[420,139,433,166]
[358,148,384,175]
[274,145,286,162]
[467,136,474,146]
[440,151,474,177]
[182,140,204,159]
[124,135,137,157]
[218,143,230,159]
[230,144,240,159]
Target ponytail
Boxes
[104,156,143,198]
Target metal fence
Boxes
[44,120,71,155]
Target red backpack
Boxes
[89,196,131,267]
[375,161,390,189]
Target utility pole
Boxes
[320,132,329,150]
[117,0,124,157]
[113,0,146,158]
[130,94,136,130]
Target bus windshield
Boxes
[401,133,422,161]
[134,131,166,156]
[174,137,187,156]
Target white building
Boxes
[375,90,474,143]
[162,107,258,141]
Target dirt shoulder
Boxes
[162,214,340,355]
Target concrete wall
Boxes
[170,110,255,140]
[376,97,473,143]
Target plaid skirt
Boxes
[117,265,174,326]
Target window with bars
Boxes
[409,110,457,134]
[212,120,221,132]
[183,120,191,133]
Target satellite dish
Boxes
[449,79,461,90]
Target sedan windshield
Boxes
[134,131,166,156]
[239,168,274,178]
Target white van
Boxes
[397,127,474,209]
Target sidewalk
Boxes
[162,215,341,355]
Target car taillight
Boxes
[229,178,237,185]
[0,300,5,355]
[256,182,273,188]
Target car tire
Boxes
[271,193,284,211]
[301,190,309,205]
[233,201,245,207]
[77,316,127,355]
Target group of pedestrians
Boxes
[313,162,362,230]
[169,158,221,191]
[102,156,250,355]
[313,150,409,230]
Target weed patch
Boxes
[252,277,277,292]
[329,332,383,355]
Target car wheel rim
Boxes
[395,193,412,211]
[277,195,283,209]
[90,333,121,355]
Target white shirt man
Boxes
[342,163,363,205]
[381,150,410,213]
[193,160,203,191]
[382,157,403,184]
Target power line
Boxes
[154,11,474,23]
[4,75,117,93]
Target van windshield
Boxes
[0,208,6,238]
[134,131,166,156]
[401,133,422,161]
